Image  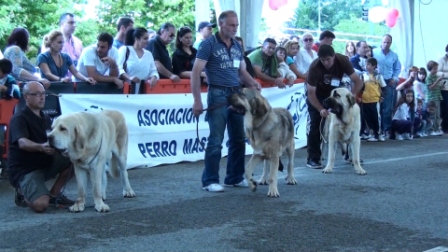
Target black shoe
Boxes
[306,159,323,169]
[14,188,28,207]
[49,194,75,206]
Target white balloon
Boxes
[368,6,388,23]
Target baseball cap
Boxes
[197,21,216,32]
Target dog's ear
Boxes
[346,93,355,107]
[250,97,269,116]
[73,124,86,151]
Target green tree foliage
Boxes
[0,0,82,58]
[293,0,386,31]
[0,0,196,59]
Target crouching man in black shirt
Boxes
[8,81,74,213]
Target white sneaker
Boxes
[403,133,412,140]
[436,130,444,136]
[360,134,370,140]
[396,134,404,140]
[202,183,225,192]
[378,135,385,142]
[430,131,441,136]
[367,137,378,142]
[225,179,249,188]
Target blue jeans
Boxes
[202,86,246,187]
[381,84,397,132]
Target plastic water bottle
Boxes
[34,66,41,79]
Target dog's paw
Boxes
[123,188,136,198]
[95,203,110,213]
[267,188,280,197]
[355,168,367,175]
[258,179,268,185]
[285,176,297,185]
[249,179,257,192]
[68,203,85,213]
[322,167,333,174]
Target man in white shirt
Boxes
[76,33,123,88]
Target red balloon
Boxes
[269,0,288,10]
[385,8,399,27]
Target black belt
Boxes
[209,85,241,92]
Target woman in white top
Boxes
[117,27,159,94]
[294,32,318,77]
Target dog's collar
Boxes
[87,138,103,166]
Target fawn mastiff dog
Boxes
[48,110,135,212]
[228,88,297,197]
[321,88,366,175]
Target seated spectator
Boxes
[193,21,216,49]
[295,33,318,77]
[172,26,205,80]
[117,27,159,93]
[0,59,20,99]
[275,46,296,86]
[37,30,95,84]
[350,41,369,73]
[234,36,255,78]
[146,23,180,82]
[414,67,427,101]
[41,13,83,66]
[418,100,437,136]
[390,89,416,140]
[248,38,284,88]
[113,17,134,49]
[8,81,75,213]
[282,39,305,79]
[3,28,50,87]
[312,30,335,52]
[345,41,356,58]
[76,33,123,88]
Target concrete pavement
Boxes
[0,135,447,251]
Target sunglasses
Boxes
[303,38,314,42]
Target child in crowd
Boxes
[390,89,415,140]
[360,58,387,142]
[425,60,444,136]
[0,58,20,99]
[396,66,418,101]
[275,46,296,86]
[417,100,437,137]
[414,67,427,101]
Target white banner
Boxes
[58,85,309,169]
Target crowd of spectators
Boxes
[0,13,447,139]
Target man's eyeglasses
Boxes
[26,92,48,97]
[303,38,314,42]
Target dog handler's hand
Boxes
[193,100,204,117]
[320,109,330,118]
[41,142,55,155]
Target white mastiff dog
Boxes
[321,88,366,175]
[48,110,135,212]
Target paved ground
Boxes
[0,135,447,252]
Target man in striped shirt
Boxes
[191,10,261,193]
